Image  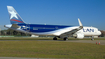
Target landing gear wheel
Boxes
[91,38,94,40]
[53,37,57,40]
[64,37,68,41]
[91,36,94,41]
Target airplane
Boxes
[4,6,101,40]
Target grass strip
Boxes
[0,41,105,59]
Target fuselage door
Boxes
[26,24,30,31]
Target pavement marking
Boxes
[0,40,105,45]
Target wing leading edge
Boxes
[59,18,83,38]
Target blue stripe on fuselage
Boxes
[18,24,73,33]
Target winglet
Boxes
[78,18,83,29]
[78,18,83,26]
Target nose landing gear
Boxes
[91,36,94,40]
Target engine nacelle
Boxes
[76,33,84,39]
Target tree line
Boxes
[0,29,31,36]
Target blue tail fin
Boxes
[7,6,25,24]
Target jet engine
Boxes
[74,33,84,39]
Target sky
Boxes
[0,0,105,30]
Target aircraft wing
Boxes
[59,18,83,38]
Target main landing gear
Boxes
[53,37,57,40]
[53,37,68,41]
[63,37,68,41]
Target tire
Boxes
[53,37,57,40]
[64,37,68,41]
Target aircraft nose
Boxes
[98,31,101,35]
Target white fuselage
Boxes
[5,24,101,37]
